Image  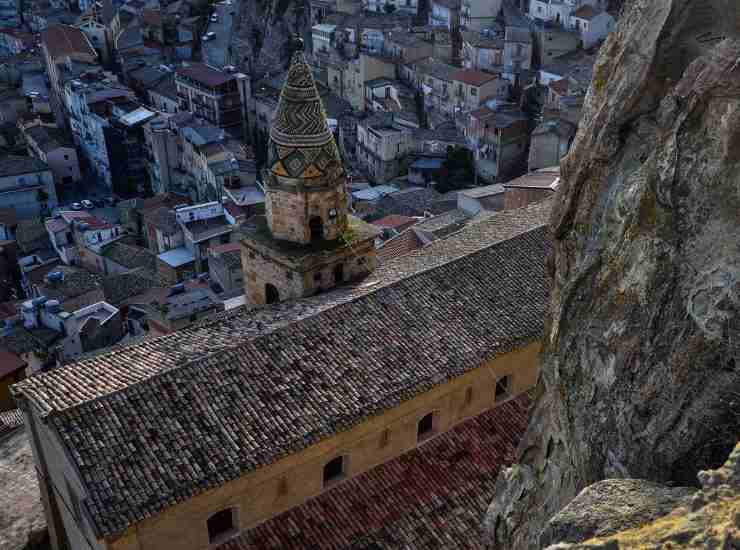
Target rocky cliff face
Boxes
[232,0,311,76]
[0,430,47,550]
[543,442,740,549]
[485,0,740,547]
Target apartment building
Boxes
[465,101,529,183]
[22,124,81,186]
[175,63,249,135]
[356,112,416,183]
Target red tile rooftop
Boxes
[371,214,418,231]
[211,242,241,254]
[548,78,569,95]
[452,69,499,87]
[377,228,424,264]
[40,24,96,60]
[176,62,235,88]
[572,5,598,20]
[219,393,532,550]
[0,348,26,379]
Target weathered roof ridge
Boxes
[14,199,551,419]
[174,223,548,374]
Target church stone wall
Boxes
[266,185,350,244]
[107,341,541,550]
[242,239,377,306]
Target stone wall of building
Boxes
[266,183,350,244]
[242,238,377,306]
[503,187,554,211]
[106,341,541,550]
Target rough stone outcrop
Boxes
[232,0,311,76]
[0,430,48,550]
[540,480,694,547]
[484,0,740,548]
[542,443,740,549]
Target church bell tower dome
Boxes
[267,40,343,183]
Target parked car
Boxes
[210,14,218,21]
[71,202,83,211]
[104,197,117,206]
[93,198,105,207]
[81,200,94,209]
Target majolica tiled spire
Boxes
[268,38,342,180]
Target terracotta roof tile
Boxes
[176,62,235,88]
[13,200,552,538]
[220,393,532,550]
[41,24,96,60]
[0,348,26,378]
[548,78,569,95]
[572,5,598,20]
[377,228,424,263]
[372,215,418,231]
[452,69,499,87]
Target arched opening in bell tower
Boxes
[333,263,344,284]
[265,283,280,304]
[309,216,324,242]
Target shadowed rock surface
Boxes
[232,0,311,76]
[484,0,740,548]
[0,430,48,550]
[539,479,694,547]
[542,443,740,549]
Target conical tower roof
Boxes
[268,49,342,180]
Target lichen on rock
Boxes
[484,0,740,548]
[542,443,740,549]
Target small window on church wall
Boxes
[265,284,279,305]
[495,375,511,400]
[465,387,473,406]
[323,456,346,486]
[379,428,389,448]
[207,508,237,543]
[277,478,288,496]
[417,412,436,442]
[314,272,322,282]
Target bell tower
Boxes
[241,39,379,307]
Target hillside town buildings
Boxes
[0,0,617,544]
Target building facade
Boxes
[175,63,249,137]
[0,156,57,220]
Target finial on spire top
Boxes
[290,35,304,55]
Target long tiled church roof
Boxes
[12,199,552,538]
[220,393,532,550]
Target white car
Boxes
[71,202,83,211]
[81,200,94,209]
[210,14,218,22]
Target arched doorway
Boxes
[265,283,279,304]
[333,263,344,284]
[309,216,324,242]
